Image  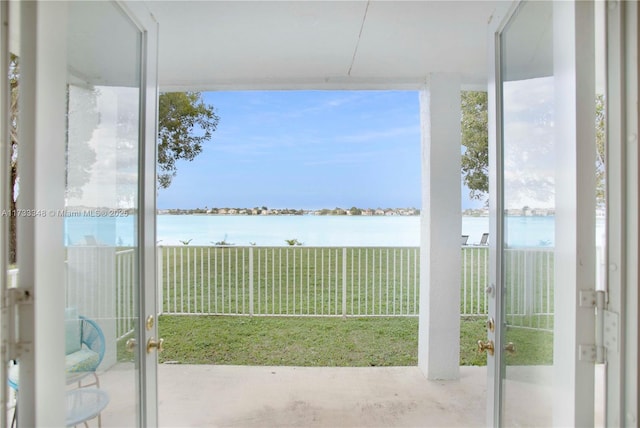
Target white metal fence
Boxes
[461,247,489,316]
[158,246,421,317]
[6,248,136,339]
[5,246,559,333]
[158,246,503,318]
[114,249,136,338]
[503,248,554,331]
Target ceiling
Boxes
[144,1,505,91]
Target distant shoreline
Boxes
[157,207,421,217]
[156,207,566,218]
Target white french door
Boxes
[1,1,159,426]
[487,1,599,426]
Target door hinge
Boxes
[594,290,615,364]
[6,288,34,360]
[602,310,619,352]
[580,290,609,364]
[579,289,598,307]
[579,344,597,362]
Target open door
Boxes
[0,2,10,427]
[1,2,159,426]
[487,1,598,426]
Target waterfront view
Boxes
[59,214,605,249]
[158,214,426,247]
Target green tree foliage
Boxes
[461,91,606,207]
[8,71,218,261]
[461,91,489,201]
[157,92,220,188]
[349,206,362,215]
[9,55,18,263]
[595,94,605,207]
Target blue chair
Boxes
[9,314,107,427]
[66,316,106,387]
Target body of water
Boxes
[63,214,605,248]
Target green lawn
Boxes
[158,316,418,366]
[118,315,552,366]
[118,246,554,367]
[115,315,552,367]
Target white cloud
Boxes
[502,76,556,209]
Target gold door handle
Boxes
[486,318,495,332]
[125,338,137,353]
[146,337,164,354]
[504,342,516,354]
[477,340,494,356]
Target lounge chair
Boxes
[478,233,489,245]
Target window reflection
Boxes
[65,2,141,426]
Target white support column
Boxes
[552,2,596,426]
[418,73,461,380]
[17,2,67,426]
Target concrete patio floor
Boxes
[99,364,485,427]
[158,365,487,428]
[98,364,603,427]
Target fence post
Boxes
[525,250,535,316]
[249,246,254,316]
[157,246,164,315]
[342,248,347,317]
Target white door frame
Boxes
[1,2,11,428]
[487,1,597,426]
[119,1,160,426]
[551,2,597,425]
[3,1,160,426]
[486,2,514,426]
[605,1,639,425]
[15,2,69,425]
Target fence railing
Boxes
[504,248,554,331]
[114,249,136,339]
[461,247,489,316]
[159,246,421,317]
[5,246,558,332]
[158,246,502,318]
[6,248,136,340]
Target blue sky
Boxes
[157,91,484,210]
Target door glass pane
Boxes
[500,2,555,425]
[594,2,606,425]
[2,2,15,426]
[66,2,141,426]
